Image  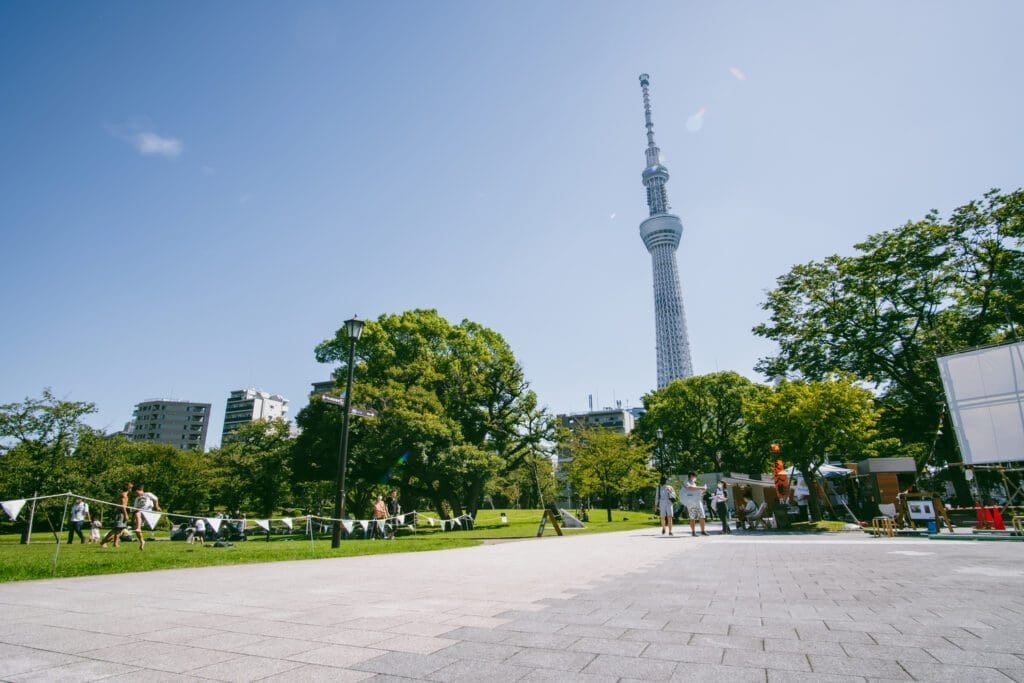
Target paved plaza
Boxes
[0,529,1022,682]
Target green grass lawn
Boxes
[0,508,661,582]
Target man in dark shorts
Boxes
[101,482,132,548]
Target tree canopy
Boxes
[754,189,1023,502]
[562,426,654,522]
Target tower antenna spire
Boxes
[638,74,670,216]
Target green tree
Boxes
[754,189,1024,504]
[215,419,294,517]
[0,390,96,540]
[563,427,654,522]
[637,372,767,475]
[743,374,882,521]
[307,309,556,518]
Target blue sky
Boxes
[2,2,1022,447]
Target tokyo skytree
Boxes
[638,73,693,387]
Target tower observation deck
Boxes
[638,73,693,387]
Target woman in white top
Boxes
[654,476,676,536]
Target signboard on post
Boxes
[320,395,378,419]
[349,407,378,419]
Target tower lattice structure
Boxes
[638,73,693,387]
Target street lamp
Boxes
[332,315,365,549]
[656,428,665,476]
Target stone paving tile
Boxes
[840,642,938,663]
[999,668,1024,683]
[434,640,523,662]
[439,615,510,629]
[767,671,865,683]
[425,658,532,682]
[389,621,460,637]
[641,642,725,664]
[223,636,322,658]
[666,662,768,682]
[319,627,402,647]
[566,636,647,657]
[865,632,957,649]
[925,647,1024,669]
[947,633,1024,653]
[619,628,691,645]
[555,624,627,639]
[496,631,580,649]
[808,654,911,679]
[898,660,1015,682]
[690,633,765,651]
[723,649,812,673]
[504,647,596,672]
[494,619,567,634]
[351,651,456,678]
[259,664,374,682]
[95,670,208,682]
[580,653,677,680]
[186,654,304,681]
[0,624,136,654]
[368,635,457,655]
[795,626,874,644]
[663,618,730,635]
[89,640,240,673]
[763,637,846,656]
[517,668,618,683]
[286,643,380,668]
[6,658,137,682]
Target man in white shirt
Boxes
[132,484,159,551]
[67,497,90,544]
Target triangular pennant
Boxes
[427,517,435,527]
[206,517,222,533]
[281,517,293,530]
[341,519,354,534]
[255,519,270,531]
[396,514,405,525]
[376,519,385,531]
[452,517,461,528]
[142,511,161,530]
[1,499,26,520]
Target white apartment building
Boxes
[222,388,289,440]
[127,399,211,452]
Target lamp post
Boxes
[656,428,665,477]
[331,316,365,549]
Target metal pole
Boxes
[331,336,358,548]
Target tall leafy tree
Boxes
[743,374,882,520]
[754,189,1024,503]
[563,427,654,522]
[637,372,767,475]
[305,309,556,517]
[215,418,294,517]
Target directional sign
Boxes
[320,394,345,406]
[349,407,378,419]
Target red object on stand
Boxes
[991,506,1006,531]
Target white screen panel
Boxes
[937,341,1024,465]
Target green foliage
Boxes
[563,427,655,522]
[214,419,294,517]
[302,309,556,517]
[754,189,1024,502]
[637,372,767,475]
[743,374,882,520]
[0,389,97,499]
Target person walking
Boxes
[654,476,676,536]
[67,497,90,544]
[683,472,709,537]
[89,517,102,543]
[372,494,388,540]
[386,490,401,540]
[131,483,159,551]
[101,482,132,548]
[712,480,731,534]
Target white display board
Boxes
[937,341,1024,465]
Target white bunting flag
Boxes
[1,499,26,521]
[281,517,293,530]
[396,513,405,525]
[452,517,461,528]
[141,511,161,530]
[341,519,354,534]
[427,517,435,527]
[205,517,222,534]
[376,519,385,531]
[255,519,270,531]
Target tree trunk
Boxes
[604,485,612,522]
[801,467,823,521]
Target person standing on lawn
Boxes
[712,480,731,534]
[386,490,401,540]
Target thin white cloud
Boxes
[133,131,183,157]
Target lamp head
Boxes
[344,316,365,341]
[656,428,664,440]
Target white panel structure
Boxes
[637,74,693,387]
[937,341,1024,465]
